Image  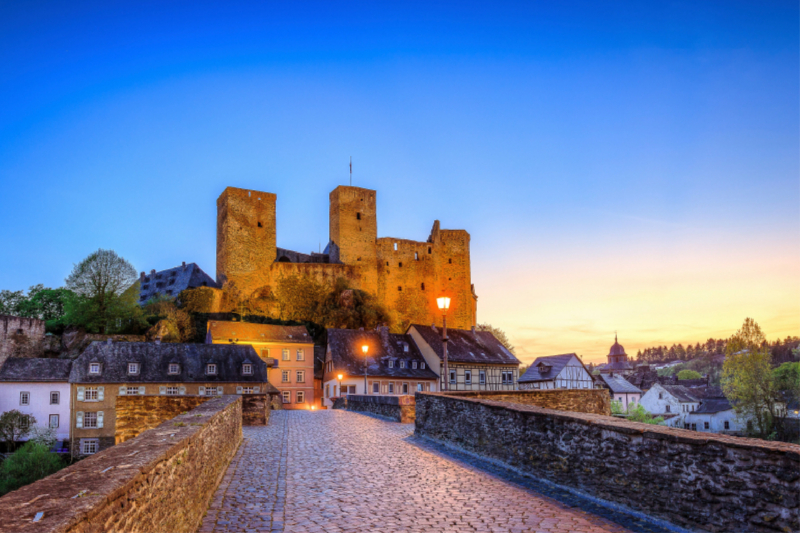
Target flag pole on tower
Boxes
[350,156,352,186]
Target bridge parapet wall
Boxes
[347,394,416,423]
[415,392,800,533]
[0,395,243,533]
[442,389,611,415]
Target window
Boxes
[85,387,99,401]
[282,370,290,383]
[282,349,290,361]
[415,252,419,260]
[394,242,398,251]
[241,386,254,394]
[428,247,432,254]
[49,414,59,428]
[206,387,220,396]
[372,382,380,393]
[398,262,403,268]
[724,421,730,430]
[479,370,486,385]
[84,412,98,428]
[704,422,709,430]
[296,391,305,403]
[206,364,217,375]
[296,349,305,361]
[502,371,513,385]
[666,405,671,413]
[20,391,30,406]
[398,286,402,292]
[400,361,406,369]
[449,370,456,384]
[82,439,99,455]
[388,360,394,368]
[166,386,180,395]
[421,283,425,290]
[258,221,263,227]
[168,363,180,374]
[412,361,418,369]
[356,212,361,220]
[691,424,697,431]
[282,391,291,404]
[448,258,452,264]
[402,383,409,394]
[242,364,253,375]
[50,391,59,405]
[464,370,472,385]
[388,383,395,394]
[261,349,270,359]
[128,363,139,375]
[417,383,423,392]
[658,392,663,399]
[89,363,101,374]
[421,362,426,369]
[296,370,305,383]
[126,386,140,395]
[618,397,623,402]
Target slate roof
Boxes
[0,358,73,382]
[206,321,312,344]
[327,328,439,380]
[138,263,218,304]
[661,385,701,403]
[599,373,642,394]
[408,325,520,366]
[693,398,734,414]
[608,336,627,356]
[518,354,577,383]
[70,341,274,388]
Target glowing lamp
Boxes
[362,345,369,355]
[436,296,451,311]
[338,374,343,381]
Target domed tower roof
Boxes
[608,333,626,357]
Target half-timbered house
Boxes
[518,353,595,390]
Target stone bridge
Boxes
[198,410,673,533]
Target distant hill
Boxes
[635,336,799,366]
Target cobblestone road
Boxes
[198,411,658,533]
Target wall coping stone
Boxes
[0,395,242,532]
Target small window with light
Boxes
[128,363,139,375]
[206,364,217,375]
[242,364,253,375]
[168,363,180,375]
[89,363,101,374]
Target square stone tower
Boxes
[216,187,277,287]
[329,186,378,293]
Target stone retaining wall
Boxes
[445,389,611,415]
[347,395,416,423]
[115,395,210,443]
[242,393,270,425]
[415,392,800,533]
[0,395,243,533]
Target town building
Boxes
[208,185,477,330]
[137,262,218,304]
[323,327,438,408]
[638,383,701,428]
[0,357,73,443]
[518,354,595,390]
[407,324,520,391]
[595,335,635,374]
[598,372,642,410]
[0,314,45,368]
[69,340,273,455]
[206,321,315,409]
[684,398,743,433]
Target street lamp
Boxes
[337,373,343,397]
[436,296,451,391]
[362,345,369,395]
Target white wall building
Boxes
[599,373,642,411]
[638,383,701,428]
[518,353,595,390]
[684,398,744,433]
[0,358,73,442]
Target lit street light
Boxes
[362,345,369,395]
[338,373,344,397]
[437,296,451,391]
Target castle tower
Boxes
[329,186,378,292]
[216,187,277,287]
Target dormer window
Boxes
[206,364,217,375]
[89,363,101,374]
[421,362,426,369]
[242,364,253,375]
[128,363,139,375]
[388,360,394,368]
[400,361,406,369]
[168,363,180,375]
[412,361,418,369]
[403,342,409,352]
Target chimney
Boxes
[140,272,145,281]
[377,325,389,346]
[182,261,186,270]
[150,269,156,276]
[471,325,477,336]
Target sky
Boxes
[0,1,798,364]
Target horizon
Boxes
[1,1,798,366]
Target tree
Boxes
[677,369,702,380]
[21,286,73,322]
[64,249,144,334]
[0,439,65,495]
[0,289,26,316]
[722,318,780,438]
[773,362,800,403]
[476,323,516,355]
[626,403,665,425]
[318,278,391,330]
[0,411,36,452]
[143,297,195,343]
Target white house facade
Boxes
[684,398,744,433]
[638,383,701,428]
[599,373,642,411]
[0,358,73,442]
[518,354,595,390]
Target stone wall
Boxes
[242,393,270,425]
[115,395,211,443]
[414,393,800,533]
[0,395,243,533]
[0,315,46,366]
[445,389,611,416]
[347,394,416,423]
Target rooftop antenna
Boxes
[349,156,352,186]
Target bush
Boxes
[0,441,65,495]
[677,369,703,380]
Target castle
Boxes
[214,185,477,330]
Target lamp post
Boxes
[362,345,369,395]
[337,373,343,397]
[436,296,451,391]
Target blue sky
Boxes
[1,1,797,362]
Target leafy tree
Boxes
[0,440,65,495]
[318,278,391,330]
[0,289,26,316]
[21,286,73,322]
[63,249,145,334]
[773,362,800,401]
[143,296,195,342]
[0,411,36,452]
[626,403,665,425]
[677,369,702,380]
[722,318,780,438]
[476,323,516,355]
[610,400,624,415]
